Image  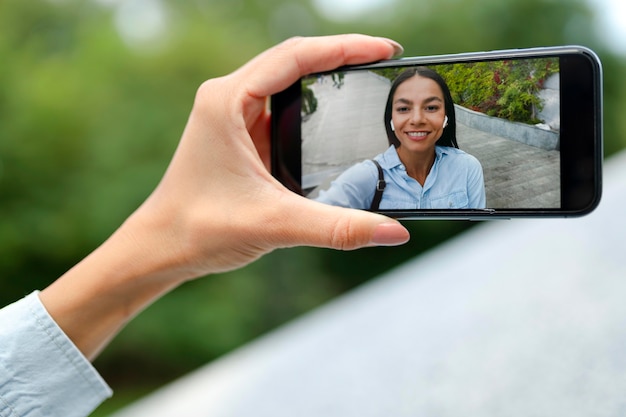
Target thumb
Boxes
[275,196,410,250]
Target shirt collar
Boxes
[378,145,451,170]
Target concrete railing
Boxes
[112,151,626,417]
[454,104,560,151]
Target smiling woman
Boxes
[314,67,486,211]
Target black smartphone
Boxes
[271,46,602,219]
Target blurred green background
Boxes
[1,0,624,414]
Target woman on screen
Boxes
[316,67,486,210]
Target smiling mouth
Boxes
[406,131,429,139]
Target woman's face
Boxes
[391,75,447,155]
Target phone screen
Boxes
[272,48,602,218]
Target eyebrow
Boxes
[394,96,444,105]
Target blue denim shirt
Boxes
[0,292,112,417]
[316,145,486,210]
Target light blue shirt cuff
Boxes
[0,291,113,417]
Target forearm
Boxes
[39,207,189,361]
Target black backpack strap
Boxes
[370,159,386,211]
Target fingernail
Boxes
[370,222,410,246]
[379,37,404,58]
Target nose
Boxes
[409,108,424,125]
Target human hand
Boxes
[133,34,410,279]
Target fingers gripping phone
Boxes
[271,46,602,219]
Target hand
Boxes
[40,35,409,360]
[133,34,409,276]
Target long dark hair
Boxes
[384,67,458,149]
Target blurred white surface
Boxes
[113,151,626,417]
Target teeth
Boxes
[407,132,428,137]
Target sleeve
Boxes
[0,291,112,417]
[315,161,379,209]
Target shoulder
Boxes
[344,159,380,177]
[438,146,482,168]
[329,159,379,192]
[316,158,379,209]
[438,146,468,157]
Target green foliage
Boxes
[436,59,559,124]
[1,0,625,414]
[302,78,318,115]
[0,0,267,298]
[374,57,559,125]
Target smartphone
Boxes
[271,46,602,219]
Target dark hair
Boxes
[384,67,458,149]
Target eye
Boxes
[425,104,441,112]
[395,106,410,113]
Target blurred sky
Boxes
[101,0,626,55]
[587,0,626,54]
[313,0,626,54]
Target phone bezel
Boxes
[271,46,603,219]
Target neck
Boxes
[397,146,436,186]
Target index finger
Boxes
[237,34,404,98]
